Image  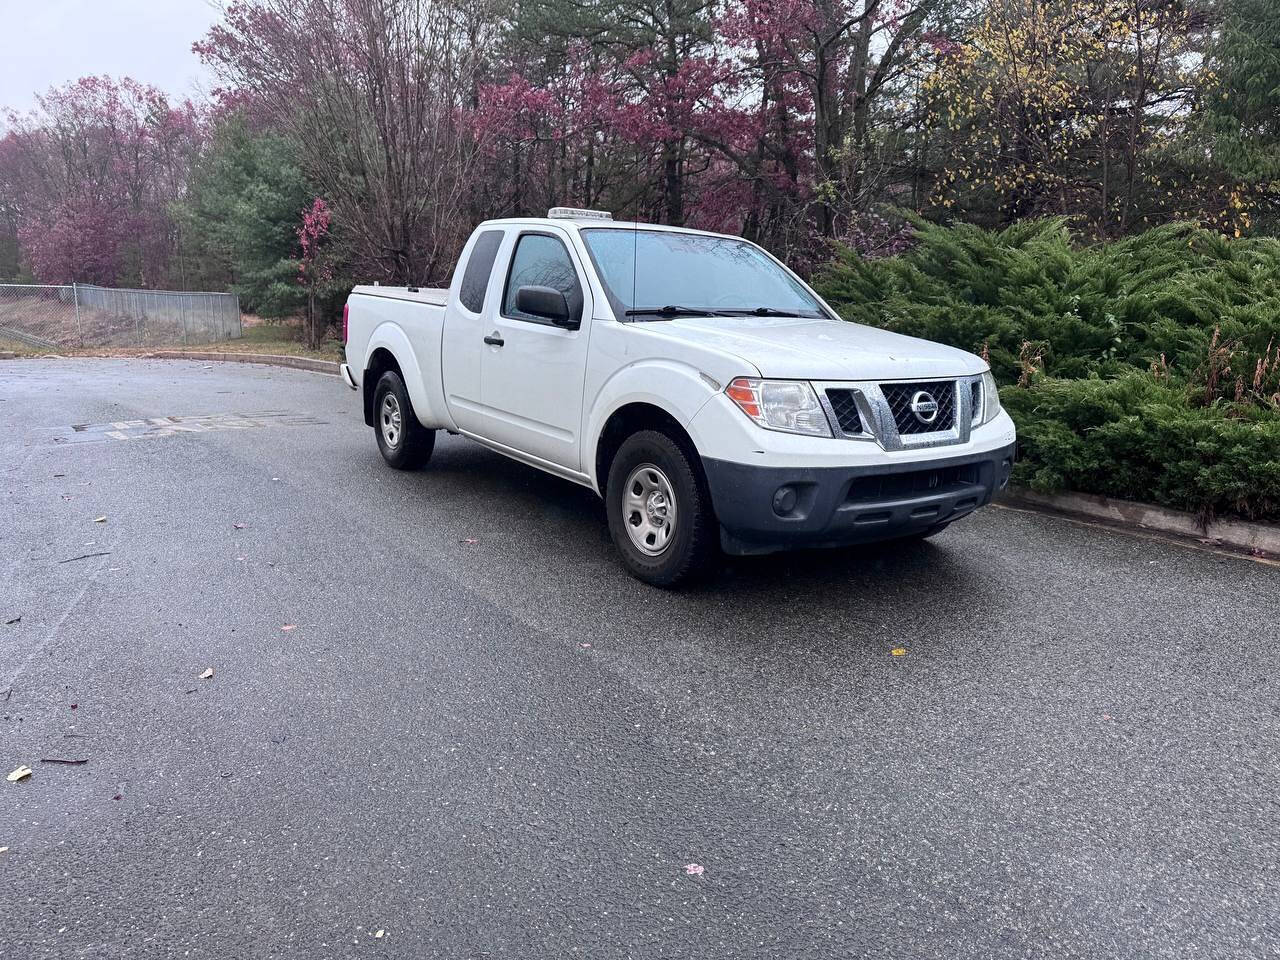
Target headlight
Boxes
[725,377,832,437]
[978,370,1001,425]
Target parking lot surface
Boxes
[2,357,1278,958]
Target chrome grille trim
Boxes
[813,376,983,450]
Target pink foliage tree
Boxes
[296,197,334,348]
[0,75,204,286]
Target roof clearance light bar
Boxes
[547,207,613,220]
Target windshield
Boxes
[581,228,830,320]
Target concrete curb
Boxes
[999,486,1279,558]
[144,350,341,376]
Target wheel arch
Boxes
[361,321,446,429]
[584,360,723,496]
[594,402,705,502]
[362,347,403,427]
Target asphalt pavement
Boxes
[2,357,1278,959]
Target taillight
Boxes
[342,302,349,344]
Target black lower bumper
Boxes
[703,443,1016,555]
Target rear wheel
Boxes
[373,370,435,470]
[606,430,719,587]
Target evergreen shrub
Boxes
[815,220,1280,523]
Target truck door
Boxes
[440,228,505,433]
[476,228,592,470]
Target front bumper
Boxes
[703,443,1016,555]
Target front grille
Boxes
[845,463,981,503]
[880,380,956,434]
[824,388,863,434]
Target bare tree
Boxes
[198,0,482,283]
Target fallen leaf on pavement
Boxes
[40,758,88,765]
[374,930,385,939]
[891,648,907,657]
[0,846,8,854]
[684,863,705,876]
[4,616,19,625]
[580,642,592,649]
[112,793,122,801]
[233,523,246,529]
[459,538,479,545]
[92,516,107,523]
[7,765,33,783]
[199,668,214,680]
[281,624,296,632]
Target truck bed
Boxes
[350,284,449,307]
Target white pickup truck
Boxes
[341,208,1016,586]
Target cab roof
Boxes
[475,215,738,242]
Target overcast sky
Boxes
[0,0,220,113]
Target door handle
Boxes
[483,332,504,347]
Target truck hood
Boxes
[659,315,986,381]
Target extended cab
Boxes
[341,208,1016,586]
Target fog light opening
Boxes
[772,485,798,516]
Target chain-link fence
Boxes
[0,283,242,349]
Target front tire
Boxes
[606,430,719,587]
[373,370,435,470]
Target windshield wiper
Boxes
[624,305,727,319]
[715,307,810,317]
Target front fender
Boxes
[583,359,723,492]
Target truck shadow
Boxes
[420,436,987,627]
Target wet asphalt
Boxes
[2,357,1278,959]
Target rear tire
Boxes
[606,430,719,588]
[373,370,435,470]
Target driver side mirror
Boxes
[516,285,579,329]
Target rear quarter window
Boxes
[458,230,504,314]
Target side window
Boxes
[502,233,583,324]
[458,230,504,314]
